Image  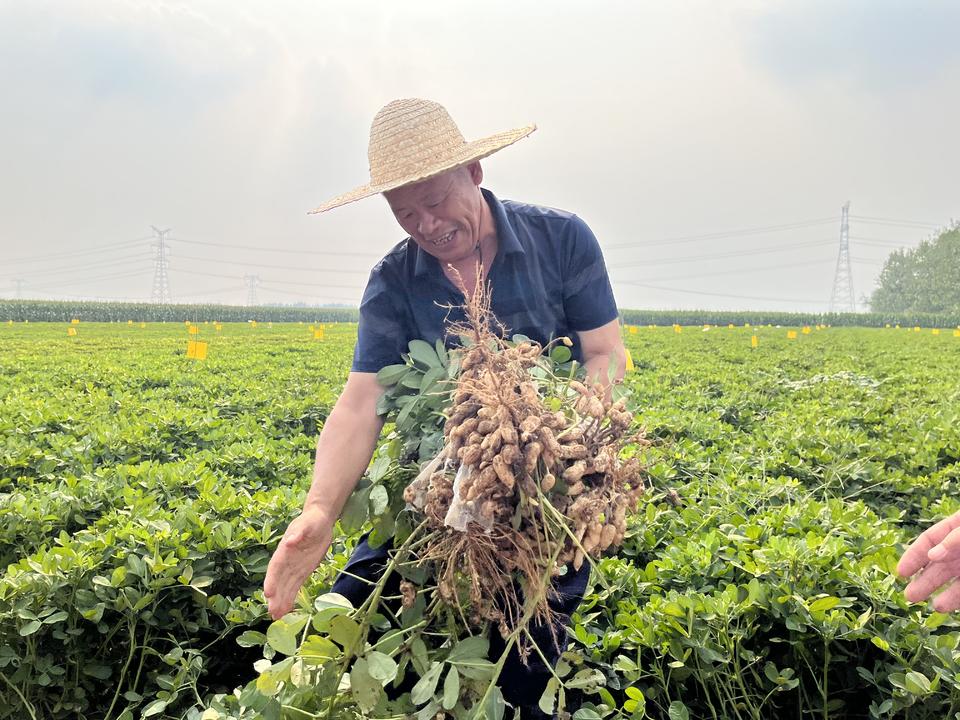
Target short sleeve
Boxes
[561,215,619,331]
[351,265,411,373]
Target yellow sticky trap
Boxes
[932,329,940,336]
[314,328,325,340]
[728,324,734,329]
[185,321,191,326]
[895,324,900,329]
[787,330,798,340]
[802,326,811,335]
[140,322,146,329]
[629,325,637,335]
[189,325,199,335]
[250,320,257,328]
[215,323,223,332]
[744,323,751,328]
[67,327,77,336]
[648,324,655,330]
[624,348,635,372]
[128,320,133,325]
[187,340,209,360]
[751,335,759,348]
[885,323,891,328]
[6,320,12,325]
[673,324,682,334]
[268,322,273,329]
[914,327,921,333]
[71,318,79,325]
[953,329,960,337]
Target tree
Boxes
[870,222,960,314]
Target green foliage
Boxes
[871,223,960,315]
[0,301,358,323]
[1,322,959,718]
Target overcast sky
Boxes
[2,0,958,312]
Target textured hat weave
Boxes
[310,98,535,213]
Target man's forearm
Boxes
[303,399,385,521]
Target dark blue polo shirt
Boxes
[351,188,618,373]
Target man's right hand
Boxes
[264,504,334,620]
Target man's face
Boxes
[384,163,485,264]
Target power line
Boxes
[602,217,837,251]
[4,237,151,266]
[849,214,939,228]
[171,252,370,276]
[616,280,831,306]
[612,239,835,270]
[172,267,364,292]
[170,236,382,259]
[610,257,835,285]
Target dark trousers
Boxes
[331,533,590,719]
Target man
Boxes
[263,98,625,716]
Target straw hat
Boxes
[309,98,536,214]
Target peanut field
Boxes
[1,320,959,719]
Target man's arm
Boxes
[577,318,626,393]
[263,371,386,620]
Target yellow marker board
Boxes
[215,323,223,332]
[624,348,635,372]
[71,318,80,325]
[128,320,133,325]
[953,330,960,337]
[189,325,199,335]
[787,330,798,340]
[629,325,638,335]
[67,327,77,336]
[751,335,759,348]
[932,329,940,335]
[140,322,146,329]
[186,340,209,360]
[314,328,325,340]
[802,326,811,335]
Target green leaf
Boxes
[446,635,489,663]
[369,484,389,516]
[237,631,267,648]
[573,710,603,720]
[408,339,441,369]
[550,345,572,364]
[566,668,604,691]
[411,661,444,705]
[539,677,559,715]
[435,339,449,367]
[300,635,340,665]
[329,614,361,652]
[350,657,382,712]
[904,671,932,695]
[668,701,690,720]
[142,699,169,717]
[377,363,410,387]
[19,620,41,636]
[83,665,112,680]
[442,666,460,710]
[483,685,506,720]
[339,485,371,532]
[366,651,398,685]
[808,596,840,614]
[266,613,308,656]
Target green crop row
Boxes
[5,299,960,328]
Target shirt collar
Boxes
[412,187,525,278]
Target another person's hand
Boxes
[264,504,335,620]
[897,509,960,612]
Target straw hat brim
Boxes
[309,124,536,214]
